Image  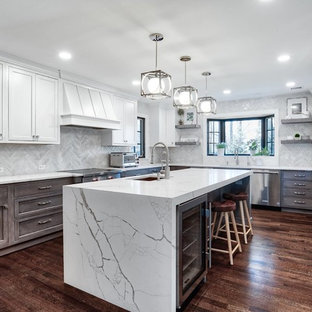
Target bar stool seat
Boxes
[210,200,242,265]
[222,192,254,244]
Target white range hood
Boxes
[61,81,121,129]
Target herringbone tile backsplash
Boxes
[0,127,130,176]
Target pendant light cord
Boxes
[155,37,158,70]
[184,61,187,85]
[205,75,208,96]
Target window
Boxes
[207,116,275,156]
[135,117,145,158]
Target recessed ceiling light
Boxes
[277,54,290,63]
[286,81,296,88]
[58,51,72,60]
[223,89,232,95]
[132,80,140,86]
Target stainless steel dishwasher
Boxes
[251,169,281,207]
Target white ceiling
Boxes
[0,0,311,101]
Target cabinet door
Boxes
[112,97,125,144]
[8,67,34,141]
[35,75,58,142]
[166,109,176,146]
[123,100,136,145]
[0,63,3,141]
[0,186,9,248]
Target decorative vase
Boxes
[294,135,301,140]
[179,119,184,125]
[217,148,225,156]
[250,149,256,156]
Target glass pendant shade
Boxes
[197,96,217,114]
[173,86,198,109]
[173,56,198,109]
[141,70,172,100]
[140,33,172,100]
[196,71,217,115]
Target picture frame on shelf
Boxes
[184,108,197,125]
[286,97,308,118]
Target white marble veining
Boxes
[63,168,251,312]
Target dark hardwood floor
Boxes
[0,209,312,312]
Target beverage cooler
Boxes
[176,194,208,308]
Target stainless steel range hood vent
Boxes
[61,81,121,129]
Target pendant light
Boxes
[196,72,217,114]
[141,33,172,100]
[173,56,198,109]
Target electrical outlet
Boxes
[39,165,46,170]
[0,167,4,173]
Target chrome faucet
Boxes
[151,142,170,179]
[234,148,239,166]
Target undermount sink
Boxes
[133,176,159,181]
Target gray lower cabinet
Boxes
[281,170,312,211]
[0,186,9,248]
[0,177,73,255]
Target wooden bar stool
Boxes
[211,200,242,265]
[223,192,254,244]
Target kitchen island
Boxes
[63,168,252,312]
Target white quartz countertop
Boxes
[0,172,81,185]
[170,163,312,171]
[66,168,252,203]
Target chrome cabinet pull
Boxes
[294,200,306,205]
[294,192,305,195]
[37,200,52,206]
[1,204,8,209]
[38,218,52,225]
[294,183,306,186]
[38,185,52,190]
[294,174,306,177]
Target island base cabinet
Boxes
[177,194,207,309]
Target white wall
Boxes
[139,91,312,168]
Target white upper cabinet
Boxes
[0,63,3,141]
[35,75,58,142]
[102,96,137,146]
[7,66,59,144]
[8,67,34,141]
[151,106,176,147]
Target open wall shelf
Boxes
[175,141,201,146]
[175,124,201,129]
[281,118,312,124]
[281,139,312,144]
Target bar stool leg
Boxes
[243,199,254,236]
[215,212,224,238]
[210,211,217,238]
[239,200,248,244]
[224,212,233,265]
[230,211,242,252]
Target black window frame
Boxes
[135,117,145,158]
[207,115,275,156]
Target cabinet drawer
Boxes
[282,180,312,190]
[282,171,312,181]
[0,186,8,204]
[16,194,62,217]
[281,196,312,210]
[16,211,62,240]
[282,188,312,199]
[14,177,73,198]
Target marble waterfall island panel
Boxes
[63,187,177,312]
